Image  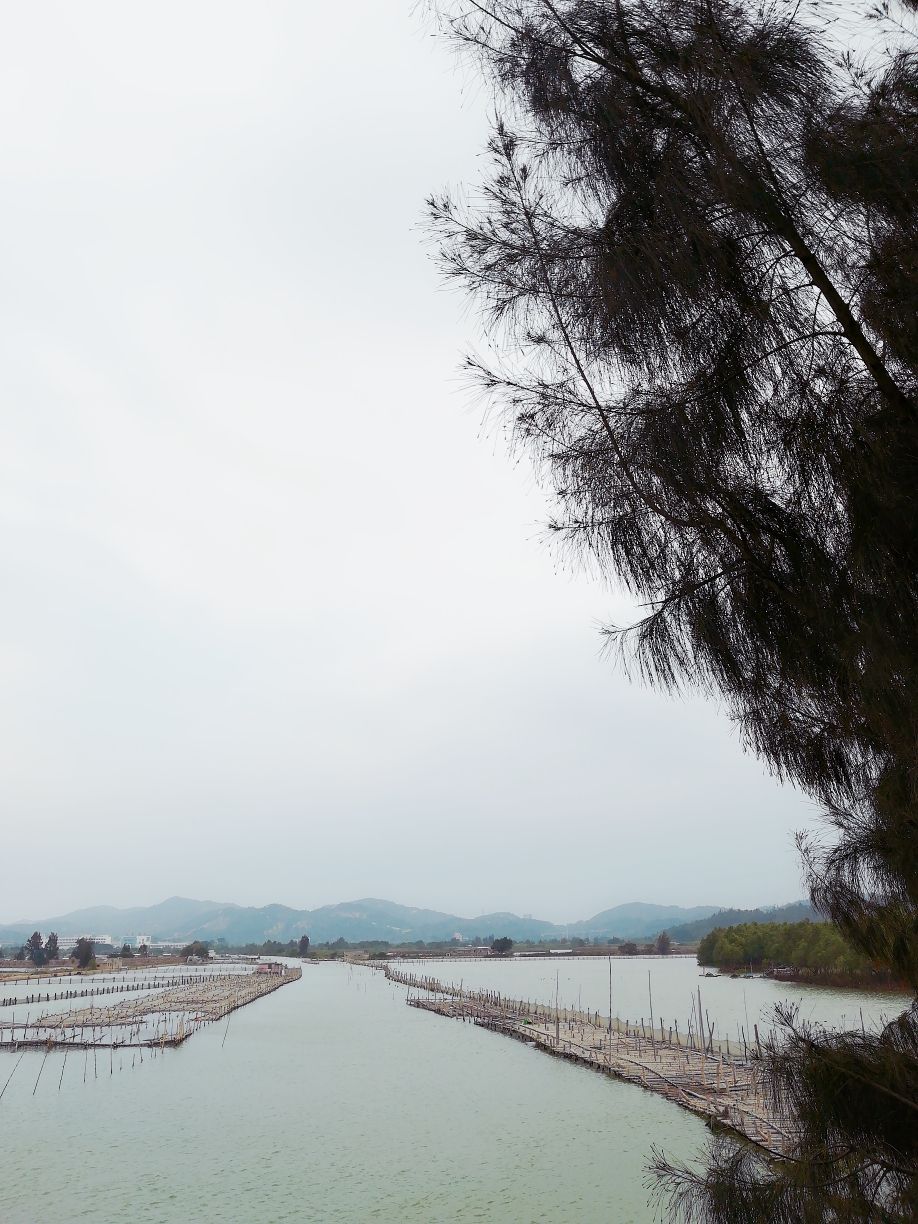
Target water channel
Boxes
[0,958,904,1222]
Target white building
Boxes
[57,934,113,952]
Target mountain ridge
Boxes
[0,896,809,946]
[665,901,821,943]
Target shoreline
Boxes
[702,967,910,994]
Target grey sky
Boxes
[0,1,818,924]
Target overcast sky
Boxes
[0,1,819,924]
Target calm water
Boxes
[0,959,904,1223]
[392,955,904,1044]
[1,960,703,1223]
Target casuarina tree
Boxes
[428,1,917,1218]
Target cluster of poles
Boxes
[370,960,791,1154]
[377,962,763,1057]
[0,963,301,1098]
[1,972,226,1010]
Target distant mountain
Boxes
[563,902,720,940]
[39,896,233,933]
[666,901,822,943]
[0,896,234,945]
[176,899,559,945]
[0,895,810,948]
[298,899,557,944]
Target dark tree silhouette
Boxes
[44,932,59,961]
[72,938,95,970]
[298,934,310,956]
[655,930,672,956]
[179,941,210,960]
[491,936,514,954]
[429,1,918,1217]
[24,931,45,967]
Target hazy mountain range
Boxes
[0,896,816,947]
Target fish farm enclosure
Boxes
[0,963,301,1054]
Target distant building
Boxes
[57,934,113,953]
[135,934,152,949]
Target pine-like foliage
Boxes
[427,1,917,1217]
[698,919,876,980]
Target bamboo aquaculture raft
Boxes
[376,963,794,1156]
[0,966,301,1051]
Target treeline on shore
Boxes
[0,931,96,969]
[698,920,904,988]
[221,931,680,959]
[303,931,678,958]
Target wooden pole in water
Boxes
[555,970,560,1046]
[697,986,704,1054]
[33,1047,50,1095]
[608,958,612,1035]
[0,1053,24,1103]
